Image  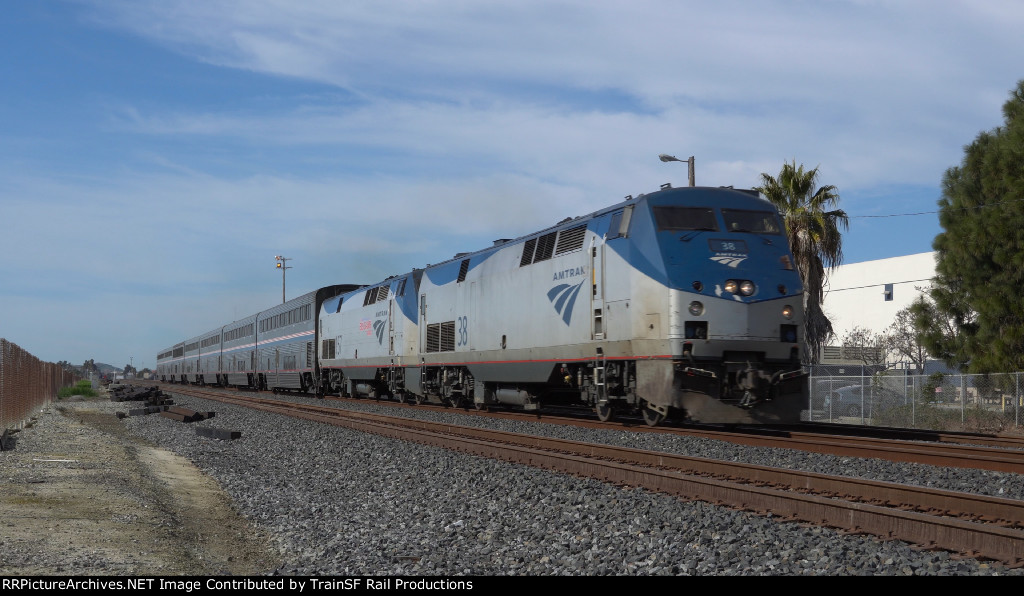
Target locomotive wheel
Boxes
[641,404,666,427]
[474,401,489,412]
[395,391,407,404]
[595,402,614,422]
[414,393,426,405]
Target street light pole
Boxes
[275,255,292,303]
[658,154,695,187]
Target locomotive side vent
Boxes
[532,231,557,263]
[440,321,456,352]
[426,324,440,353]
[554,224,587,256]
[520,238,537,267]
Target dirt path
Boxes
[0,399,281,575]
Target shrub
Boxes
[57,380,98,399]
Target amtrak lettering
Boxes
[552,266,587,281]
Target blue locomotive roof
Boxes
[612,187,802,302]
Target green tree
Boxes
[922,80,1024,373]
[755,161,848,364]
[910,285,975,371]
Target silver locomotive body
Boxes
[317,186,807,424]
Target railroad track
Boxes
[149,381,1024,473]
[157,385,1024,566]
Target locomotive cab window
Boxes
[652,206,718,231]
[721,209,783,235]
[607,206,634,239]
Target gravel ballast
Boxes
[7,391,1024,576]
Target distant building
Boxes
[821,252,936,366]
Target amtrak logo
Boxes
[372,319,386,345]
[547,280,586,326]
[711,255,747,268]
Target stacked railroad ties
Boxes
[111,384,240,441]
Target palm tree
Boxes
[754,161,848,364]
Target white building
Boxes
[820,251,936,363]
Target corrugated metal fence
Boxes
[0,338,80,432]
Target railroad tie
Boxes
[196,427,241,441]
[160,407,216,423]
[126,406,170,417]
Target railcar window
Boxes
[721,209,783,235]
[652,206,718,231]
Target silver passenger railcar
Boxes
[222,314,257,388]
[256,285,361,393]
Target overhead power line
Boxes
[827,279,934,293]
[848,196,1024,219]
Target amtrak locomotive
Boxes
[157,184,808,425]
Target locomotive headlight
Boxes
[782,304,794,319]
[688,301,704,316]
[739,281,756,296]
[724,280,738,294]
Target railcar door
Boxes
[388,297,395,356]
[419,293,427,350]
[591,238,605,340]
[273,349,280,389]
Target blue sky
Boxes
[2,0,1022,368]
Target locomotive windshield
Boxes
[721,209,783,235]
[652,206,719,231]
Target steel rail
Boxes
[153,381,1024,473]
[170,387,1024,566]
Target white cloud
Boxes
[5,0,1021,365]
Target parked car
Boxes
[824,384,901,417]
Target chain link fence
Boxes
[807,367,1023,432]
[0,338,80,434]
